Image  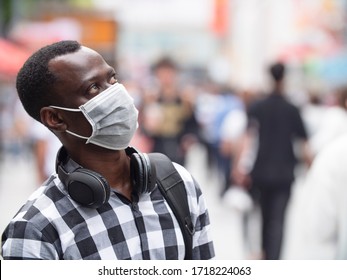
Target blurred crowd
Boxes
[1,54,347,260]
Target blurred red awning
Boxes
[0,38,31,77]
[211,0,229,37]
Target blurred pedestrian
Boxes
[309,86,347,156]
[194,81,223,175]
[29,121,62,184]
[142,57,199,165]
[0,81,32,160]
[286,131,347,259]
[233,61,312,259]
[218,89,247,196]
[301,91,326,139]
[195,82,244,190]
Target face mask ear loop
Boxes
[49,105,92,141]
[65,129,90,140]
[49,105,81,112]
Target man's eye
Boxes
[88,84,100,95]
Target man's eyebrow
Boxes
[70,65,116,93]
[82,67,115,86]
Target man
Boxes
[1,40,214,260]
[233,62,311,259]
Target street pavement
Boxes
[0,144,302,260]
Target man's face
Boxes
[48,47,117,138]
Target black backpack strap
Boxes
[147,153,194,260]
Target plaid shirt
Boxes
[1,159,214,260]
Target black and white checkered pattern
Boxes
[1,160,215,260]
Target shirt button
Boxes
[132,202,139,211]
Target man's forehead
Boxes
[52,46,100,63]
[79,46,100,56]
[48,46,104,75]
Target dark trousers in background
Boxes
[254,182,291,260]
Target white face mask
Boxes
[50,83,138,150]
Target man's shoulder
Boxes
[267,94,302,114]
[7,176,65,225]
[172,163,198,189]
[248,95,269,112]
[171,163,203,200]
[172,163,192,182]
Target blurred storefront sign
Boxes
[0,38,31,78]
[9,12,117,64]
[102,0,210,28]
[211,0,229,37]
[10,18,81,51]
[305,52,347,88]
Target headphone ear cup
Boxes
[130,153,157,194]
[66,168,110,209]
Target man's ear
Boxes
[40,107,67,132]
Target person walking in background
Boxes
[309,86,347,156]
[283,85,347,260]
[301,91,327,141]
[284,129,347,259]
[30,121,62,184]
[233,61,312,260]
[194,81,245,195]
[142,57,199,165]
[217,88,247,196]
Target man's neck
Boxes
[67,146,133,200]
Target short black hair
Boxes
[152,57,177,72]
[16,40,82,122]
[269,62,286,82]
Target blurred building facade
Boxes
[0,0,346,91]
